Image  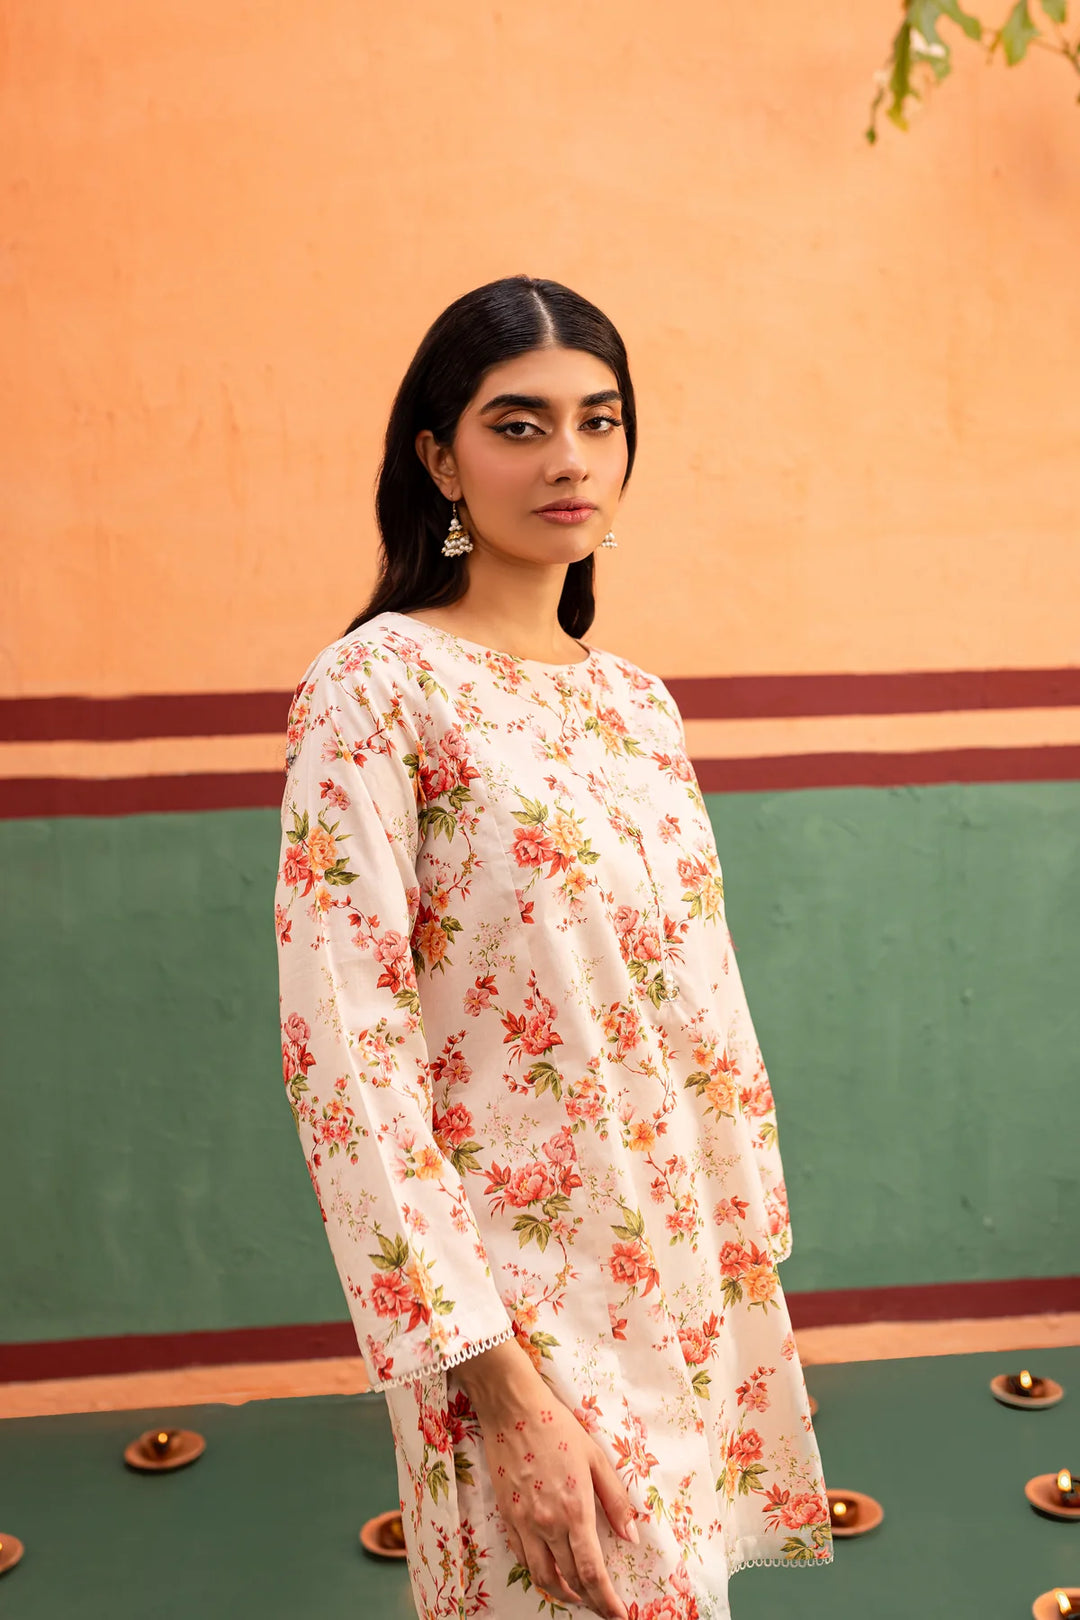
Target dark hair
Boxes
[344,275,636,639]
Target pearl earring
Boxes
[600,530,618,548]
[441,502,472,557]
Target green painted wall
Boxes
[3,781,1077,1345]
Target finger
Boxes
[564,1523,627,1620]
[589,1448,638,1543]
[546,1530,588,1603]
[521,1531,585,1609]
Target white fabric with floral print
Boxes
[276,611,833,1619]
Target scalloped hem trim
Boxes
[728,1551,834,1574]
[370,1320,518,1393]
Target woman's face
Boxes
[417,345,629,562]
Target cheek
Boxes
[459,436,533,510]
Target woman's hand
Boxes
[456,1340,638,1619]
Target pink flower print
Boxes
[573,1394,602,1434]
[728,1428,764,1467]
[283,1012,311,1046]
[464,974,496,1015]
[432,1102,475,1151]
[319,777,350,811]
[781,1491,829,1530]
[740,1076,776,1117]
[613,1413,659,1483]
[613,905,641,939]
[713,1195,749,1227]
[504,1163,556,1208]
[542,1125,576,1165]
[512,826,557,869]
[677,1326,711,1366]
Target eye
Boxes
[583,415,622,433]
[493,420,543,439]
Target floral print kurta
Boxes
[275,610,832,1620]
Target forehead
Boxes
[470,345,619,407]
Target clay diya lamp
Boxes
[0,1533,26,1577]
[1024,1467,1080,1522]
[990,1368,1064,1410]
[359,1510,408,1559]
[1031,1587,1080,1619]
[827,1488,884,1538]
[124,1425,206,1472]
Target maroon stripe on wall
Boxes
[3,1274,1077,1382]
[664,666,1080,721]
[3,665,1080,743]
[692,745,1080,793]
[5,744,1080,820]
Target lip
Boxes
[535,499,597,525]
[535,499,597,514]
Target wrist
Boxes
[455,1337,538,1415]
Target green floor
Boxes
[1,1346,1077,1618]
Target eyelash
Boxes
[493,415,623,439]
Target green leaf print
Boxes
[417,804,457,842]
[527,1061,563,1099]
[369,1230,409,1271]
[322,859,358,886]
[447,1139,483,1174]
[511,795,549,825]
[425,1457,450,1503]
[737,1462,767,1494]
[721,1275,744,1308]
[512,1213,551,1251]
[452,1449,474,1486]
[781,1533,824,1563]
[691,1367,712,1398]
[610,1204,646,1241]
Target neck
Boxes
[433,552,580,663]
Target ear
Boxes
[415,430,461,501]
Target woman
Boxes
[275,276,832,1620]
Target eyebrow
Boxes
[478,389,623,413]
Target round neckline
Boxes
[383,611,598,672]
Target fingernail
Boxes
[624,1516,639,1543]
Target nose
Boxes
[544,419,588,484]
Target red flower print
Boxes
[504,1163,556,1207]
[677,1326,711,1366]
[728,1428,764,1467]
[718,1240,750,1279]
[608,1240,656,1292]
[512,826,557,868]
[432,1101,474,1151]
[419,1406,453,1454]
[781,1491,829,1530]
[282,844,312,892]
[369,1270,412,1318]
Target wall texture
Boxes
[2,1,1077,1348]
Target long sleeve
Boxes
[274,645,516,1391]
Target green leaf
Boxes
[939,0,983,40]
[1039,0,1066,21]
[1000,0,1039,61]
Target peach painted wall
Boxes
[3,0,1079,701]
